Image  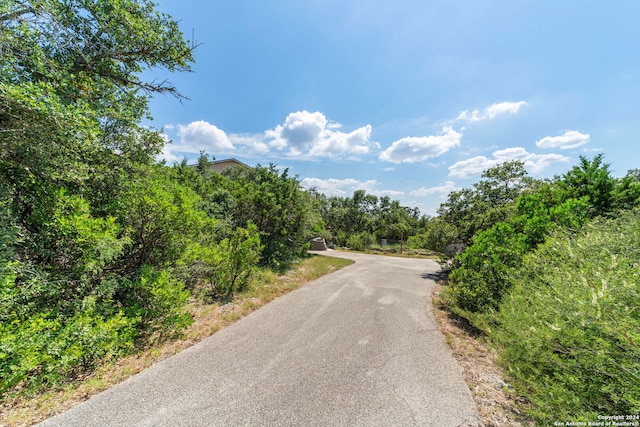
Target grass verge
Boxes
[1,254,353,427]
[338,246,440,259]
[431,282,534,427]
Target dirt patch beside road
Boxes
[432,283,533,427]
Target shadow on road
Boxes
[421,271,445,282]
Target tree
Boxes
[408,218,458,253]
[1,1,194,100]
[374,198,415,251]
[440,168,591,330]
[224,165,314,270]
[496,209,640,423]
[438,160,532,244]
[613,168,640,210]
[1,0,195,225]
[0,1,198,394]
[560,154,616,217]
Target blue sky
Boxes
[148,1,640,216]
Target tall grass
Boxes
[495,210,640,423]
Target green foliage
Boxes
[1,0,195,231]
[180,224,262,299]
[1,0,194,112]
[435,156,640,422]
[51,190,130,285]
[445,222,528,328]
[438,161,532,245]
[373,197,417,242]
[346,231,376,251]
[612,168,640,210]
[225,164,313,270]
[119,169,209,272]
[559,154,617,218]
[316,190,420,248]
[495,210,640,423]
[442,175,593,331]
[0,0,200,399]
[408,218,458,253]
[320,192,375,246]
[0,282,138,396]
[119,266,192,334]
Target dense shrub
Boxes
[225,165,314,270]
[119,171,209,272]
[179,224,262,299]
[407,218,458,253]
[0,268,138,396]
[346,231,376,251]
[444,222,529,330]
[442,196,590,331]
[495,209,640,423]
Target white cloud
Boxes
[266,111,325,153]
[536,130,590,149]
[524,153,570,173]
[301,177,403,198]
[493,147,570,173]
[301,178,375,196]
[309,124,374,157]
[410,181,459,197]
[449,147,570,178]
[265,111,377,159]
[455,101,527,124]
[374,189,406,198]
[177,120,235,152]
[493,146,529,160]
[485,101,527,118]
[379,126,462,163]
[448,156,501,178]
[229,134,270,154]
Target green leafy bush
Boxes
[407,218,458,253]
[119,266,192,335]
[0,291,137,396]
[442,195,591,331]
[495,209,640,423]
[119,171,209,272]
[443,222,529,331]
[179,224,262,299]
[0,0,203,401]
[346,231,376,251]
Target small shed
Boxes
[310,237,328,251]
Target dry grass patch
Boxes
[432,283,533,427]
[1,255,353,427]
[339,247,440,259]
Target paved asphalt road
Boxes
[38,251,482,426]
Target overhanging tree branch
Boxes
[0,6,35,22]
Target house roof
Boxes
[188,158,250,172]
[209,158,249,168]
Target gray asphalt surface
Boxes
[38,251,482,426]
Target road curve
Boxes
[38,251,482,426]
